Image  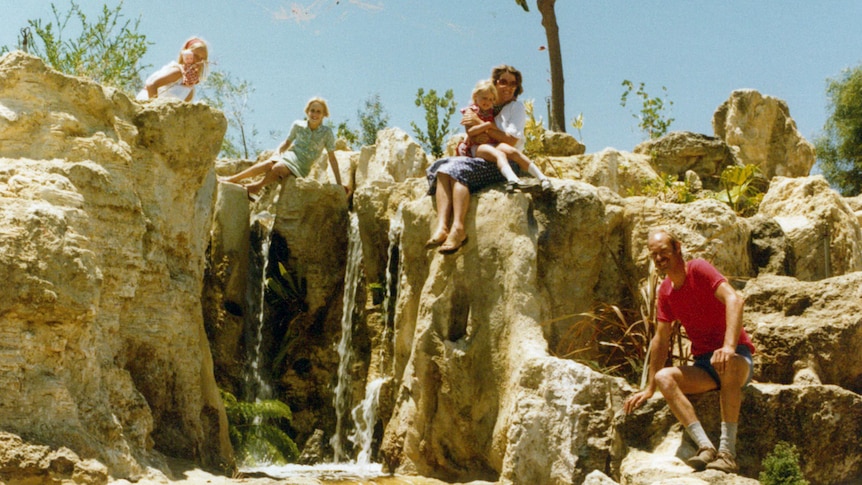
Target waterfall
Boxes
[348,377,386,464]
[344,205,402,463]
[244,210,276,402]
[382,204,403,377]
[330,212,363,462]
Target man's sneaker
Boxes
[686,446,717,471]
[706,451,739,473]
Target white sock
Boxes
[686,421,715,450]
[719,422,738,456]
[527,162,547,180]
[499,162,520,183]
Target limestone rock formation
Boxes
[0,52,231,479]
[4,49,862,485]
[633,131,740,190]
[542,129,586,156]
[758,175,862,280]
[713,89,816,179]
[550,148,659,196]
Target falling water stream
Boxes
[245,210,275,402]
[242,208,402,480]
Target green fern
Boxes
[220,390,299,465]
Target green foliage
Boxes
[221,390,299,466]
[5,1,150,93]
[631,172,698,204]
[814,65,862,196]
[523,99,546,157]
[712,164,764,216]
[266,261,307,310]
[201,71,260,159]
[410,87,458,158]
[620,80,674,140]
[570,112,584,141]
[759,441,809,485]
[357,93,390,146]
[335,120,359,147]
[265,258,308,371]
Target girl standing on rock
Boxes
[136,37,209,102]
[220,97,349,197]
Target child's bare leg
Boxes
[222,158,276,184]
[476,144,519,183]
[245,161,291,194]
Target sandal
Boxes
[540,178,553,191]
[438,235,468,254]
[425,230,449,248]
[505,180,520,193]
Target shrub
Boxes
[759,441,809,485]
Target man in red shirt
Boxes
[623,228,755,474]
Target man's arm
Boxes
[710,281,745,371]
[624,318,672,413]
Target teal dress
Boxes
[279,120,336,177]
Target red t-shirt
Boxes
[656,259,755,357]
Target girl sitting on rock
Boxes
[457,79,552,193]
[220,97,349,198]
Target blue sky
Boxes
[4,1,862,158]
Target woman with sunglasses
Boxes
[426,64,539,254]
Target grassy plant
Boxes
[759,441,809,485]
[221,390,299,466]
[548,255,690,385]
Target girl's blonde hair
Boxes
[471,79,498,104]
[177,36,209,62]
[177,36,209,80]
[305,97,330,118]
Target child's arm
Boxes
[145,66,182,98]
[327,149,350,194]
[276,138,293,154]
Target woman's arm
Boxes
[490,101,527,147]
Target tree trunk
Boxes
[537,0,565,132]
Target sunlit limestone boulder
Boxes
[551,148,659,196]
[374,180,628,485]
[0,51,231,479]
[758,175,862,280]
[633,131,740,190]
[541,129,585,156]
[713,89,816,179]
[0,432,109,485]
[353,127,430,189]
[744,272,862,391]
[845,193,862,226]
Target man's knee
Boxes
[721,356,751,388]
[654,367,676,391]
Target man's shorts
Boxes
[693,344,753,389]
